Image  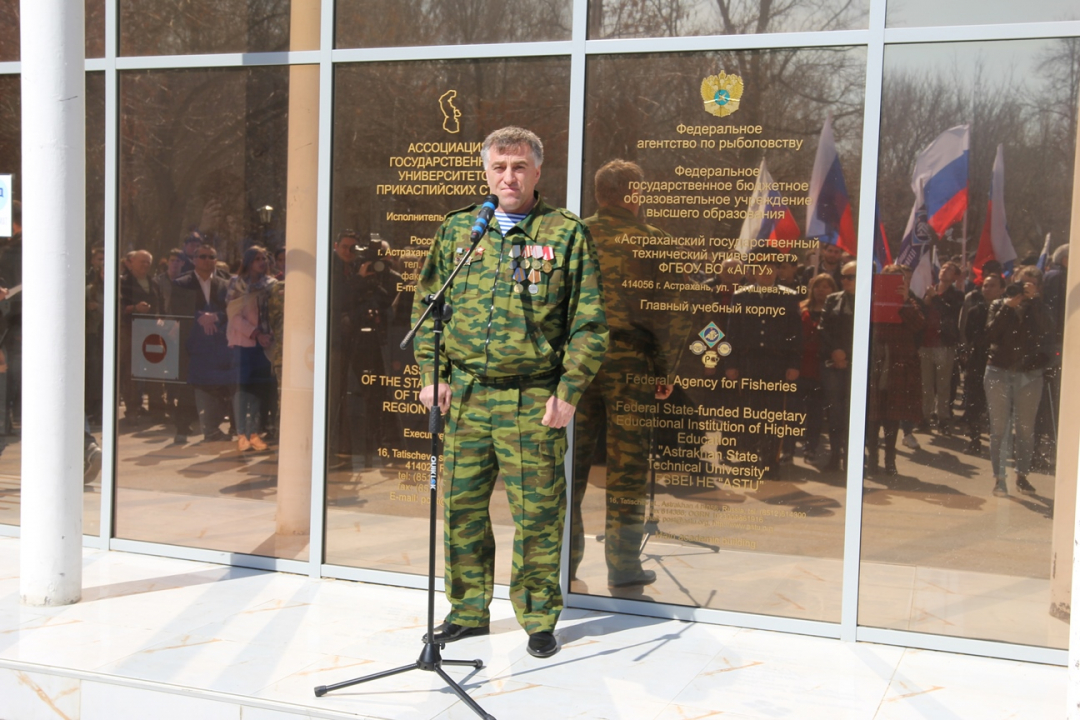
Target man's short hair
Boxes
[594,160,644,207]
[981,259,1003,275]
[183,230,203,246]
[940,260,961,276]
[197,243,217,256]
[1052,243,1069,265]
[481,126,544,167]
[167,248,183,260]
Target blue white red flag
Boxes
[737,158,801,254]
[972,144,1016,282]
[807,114,857,256]
[915,125,970,236]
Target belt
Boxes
[450,360,559,388]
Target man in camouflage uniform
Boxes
[572,160,683,590]
[414,127,608,659]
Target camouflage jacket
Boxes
[413,194,609,407]
[583,205,691,378]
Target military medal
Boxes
[513,266,526,294]
[514,283,525,294]
[522,257,531,270]
[528,269,541,295]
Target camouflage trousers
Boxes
[571,342,653,583]
[442,368,567,634]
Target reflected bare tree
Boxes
[337,0,571,48]
[590,0,867,38]
[119,0,290,55]
[877,39,1080,261]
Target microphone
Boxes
[470,194,499,244]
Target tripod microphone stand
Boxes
[314,226,497,720]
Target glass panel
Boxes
[119,0,318,56]
[116,65,317,559]
[575,48,865,621]
[0,74,16,525]
[325,58,572,573]
[887,0,1079,28]
[336,0,572,48]
[87,0,106,58]
[85,71,106,535]
[0,0,16,62]
[588,0,869,39]
[861,38,1079,649]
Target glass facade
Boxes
[2,0,1078,664]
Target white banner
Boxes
[131,317,180,380]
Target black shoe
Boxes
[965,437,982,454]
[609,569,657,588]
[201,430,229,443]
[779,452,794,464]
[527,631,559,658]
[1016,474,1037,496]
[884,457,898,475]
[422,622,489,644]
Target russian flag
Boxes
[914,125,969,236]
[807,114,857,256]
[873,204,892,272]
[972,144,1016,282]
[737,158,801,254]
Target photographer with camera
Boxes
[983,266,1054,497]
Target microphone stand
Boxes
[314,233,496,720]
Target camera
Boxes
[353,232,387,272]
[1004,282,1024,298]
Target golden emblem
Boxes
[701,72,744,118]
[439,90,461,134]
[703,350,720,369]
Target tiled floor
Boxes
[0,537,1066,719]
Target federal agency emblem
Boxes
[703,350,720,369]
[701,71,744,118]
[717,341,732,357]
[690,340,707,355]
[699,321,724,348]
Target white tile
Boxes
[0,667,80,720]
[81,681,239,720]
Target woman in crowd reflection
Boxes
[226,245,277,453]
[866,264,925,476]
[983,266,1054,497]
[960,272,1004,454]
[796,272,837,462]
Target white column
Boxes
[1066,77,1080,720]
[18,0,86,607]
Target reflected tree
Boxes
[589,0,867,38]
[119,0,290,55]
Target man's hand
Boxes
[256,332,272,348]
[419,383,452,414]
[197,313,219,335]
[655,383,674,400]
[542,396,576,428]
[830,349,847,370]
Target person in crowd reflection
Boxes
[725,256,803,479]
[1034,244,1067,470]
[777,258,802,292]
[177,231,205,277]
[959,272,1003,453]
[917,261,963,434]
[225,245,277,453]
[414,127,607,659]
[984,266,1054,497]
[572,159,681,591]
[155,248,185,310]
[818,261,856,471]
[796,272,837,463]
[85,245,106,425]
[0,200,23,434]
[328,230,365,462]
[169,243,233,443]
[119,249,163,422]
[866,264,925,476]
[803,242,845,287]
[273,247,287,282]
